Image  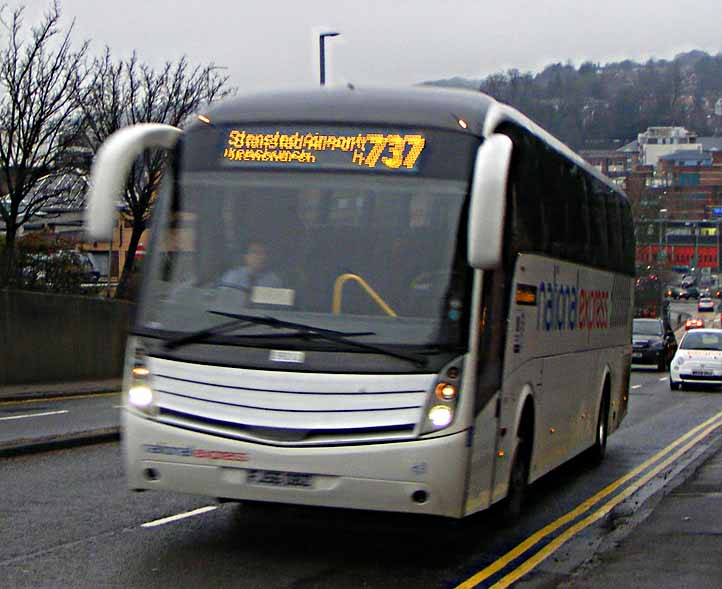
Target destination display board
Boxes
[220,126,427,173]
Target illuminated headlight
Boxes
[125,345,157,416]
[428,405,453,429]
[421,362,463,434]
[128,385,153,408]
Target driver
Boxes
[219,241,282,299]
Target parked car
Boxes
[698,297,716,312]
[632,317,678,371]
[670,328,722,390]
[685,318,705,330]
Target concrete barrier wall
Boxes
[0,290,134,386]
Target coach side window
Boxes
[540,147,568,259]
[508,131,545,255]
[565,165,591,266]
[605,193,623,270]
[620,200,636,275]
[588,178,609,269]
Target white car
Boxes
[670,328,722,390]
[698,297,715,312]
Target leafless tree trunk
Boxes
[80,51,231,299]
[0,1,88,286]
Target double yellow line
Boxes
[455,409,722,589]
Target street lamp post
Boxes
[659,209,668,268]
[319,32,339,86]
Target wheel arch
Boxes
[596,365,612,430]
[512,385,536,462]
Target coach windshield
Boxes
[136,125,478,367]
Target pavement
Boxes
[0,378,122,403]
[1,377,720,588]
[561,443,722,589]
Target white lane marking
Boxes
[659,377,668,381]
[113,405,124,409]
[0,409,69,421]
[141,505,218,528]
[631,385,642,389]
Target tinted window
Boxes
[633,319,663,336]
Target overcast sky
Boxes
[20,0,722,92]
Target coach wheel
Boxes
[589,394,609,464]
[502,436,531,521]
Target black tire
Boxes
[669,378,680,391]
[501,437,531,521]
[589,395,609,464]
[657,355,667,372]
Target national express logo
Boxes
[143,444,248,462]
[531,270,630,333]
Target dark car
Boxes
[632,318,678,371]
[680,286,700,300]
[665,286,684,299]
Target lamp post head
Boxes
[319,32,341,86]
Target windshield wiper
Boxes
[208,311,428,368]
[163,317,255,350]
[161,312,372,351]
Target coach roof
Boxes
[201,86,495,135]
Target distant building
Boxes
[580,129,722,271]
[637,126,702,168]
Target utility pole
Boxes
[319,32,340,86]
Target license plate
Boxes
[693,370,713,376]
[632,353,643,359]
[246,469,313,488]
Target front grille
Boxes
[680,373,722,381]
[158,406,416,446]
[147,357,434,446]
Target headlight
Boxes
[126,347,157,416]
[428,405,453,428]
[421,360,463,434]
[128,385,153,407]
[676,357,685,366]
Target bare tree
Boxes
[80,50,230,298]
[0,1,89,285]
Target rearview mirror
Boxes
[86,123,182,240]
[467,134,513,269]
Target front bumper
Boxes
[632,348,664,365]
[123,410,471,518]
[670,364,722,387]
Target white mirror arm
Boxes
[86,123,182,240]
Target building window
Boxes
[678,173,700,187]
